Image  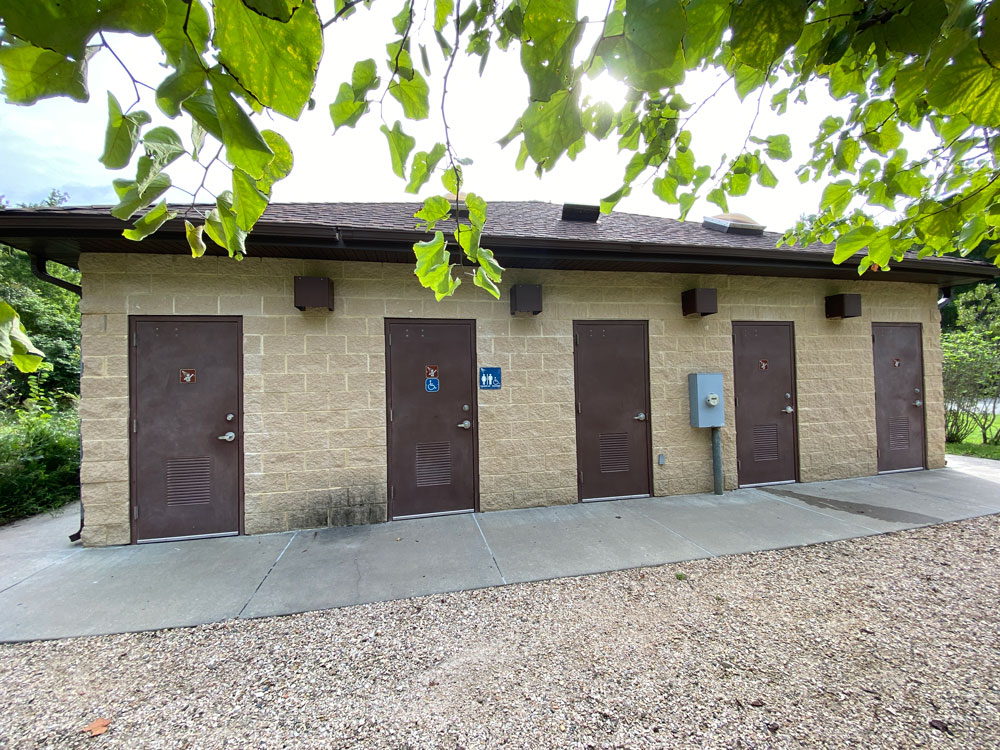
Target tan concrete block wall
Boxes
[77,252,945,546]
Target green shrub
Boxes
[0,408,80,525]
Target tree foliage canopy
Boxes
[1,0,1000,304]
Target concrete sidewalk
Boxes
[2,455,999,642]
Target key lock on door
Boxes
[781,392,795,415]
[457,403,472,430]
[218,412,237,442]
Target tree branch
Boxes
[322,0,369,29]
[98,33,155,113]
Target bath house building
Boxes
[1,201,995,546]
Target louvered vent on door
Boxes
[599,433,629,473]
[416,442,452,486]
[889,417,910,450]
[166,456,212,506]
[752,425,779,462]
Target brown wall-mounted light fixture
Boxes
[294,276,334,311]
[825,293,861,319]
[510,284,543,315]
[681,288,718,316]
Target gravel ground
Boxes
[2,516,999,749]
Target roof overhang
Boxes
[0,209,996,288]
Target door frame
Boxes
[732,320,801,487]
[572,319,654,502]
[384,318,480,519]
[127,315,245,544]
[872,321,927,472]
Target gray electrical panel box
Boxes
[688,372,724,428]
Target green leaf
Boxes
[123,200,177,241]
[882,0,947,56]
[653,174,679,203]
[434,0,454,32]
[211,72,275,180]
[730,0,806,71]
[100,0,168,36]
[474,266,501,298]
[330,83,369,129]
[520,88,585,172]
[0,2,99,60]
[833,138,860,173]
[415,195,451,230]
[155,64,206,118]
[465,193,488,230]
[928,46,1000,127]
[110,173,171,220]
[706,187,728,211]
[833,225,876,264]
[442,165,462,195]
[203,192,248,258]
[213,0,323,119]
[413,231,460,300]
[0,300,44,373]
[0,42,90,105]
[821,180,853,214]
[388,69,431,120]
[764,134,792,162]
[232,169,269,230]
[183,93,224,141]
[156,0,210,67]
[733,63,767,100]
[602,0,687,92]
[136,126,185,192]
[256,130,294,193]
[99,93,151,169]
[406,143,447,193]
[241,0,303,22]
[520,0,585,101]
[380,121,416,179]
[392,1,413,34]
[757,163,778,187]
[684,0,729,66]
[185,220,208,258]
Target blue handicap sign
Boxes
[479,367,502,390]
[425,377,440,392]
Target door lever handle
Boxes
[782,406,795,414]
[457,420,472,430]
[913,400,923,407]
[634,412,646,421]
[217,431,236,442]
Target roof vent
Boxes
[561,203,600,222]
[702,213,766,236]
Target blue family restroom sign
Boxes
[479,367,501,390]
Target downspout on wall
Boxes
[28,254,84,542]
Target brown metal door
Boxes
[130,317,243,542]
[873,323,926,472]
[574,321,652,501]
[386,319,477,518]
[732,322,798,486]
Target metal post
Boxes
[711,426,724,495]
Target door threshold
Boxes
[878,467,925,475]
[137,530,239,544]
[739,479,797,489]
[393,508,475,521]
[581,493,651,503]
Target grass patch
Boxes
[946,442,1000,460]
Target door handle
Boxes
[913,400,923,407]
[457,420,472,430]
[217,431,236,442]
[634,412,646,421]
[782,406,795,414]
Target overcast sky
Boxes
[0,1,853,233]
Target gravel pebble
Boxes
[2,516,999,749]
